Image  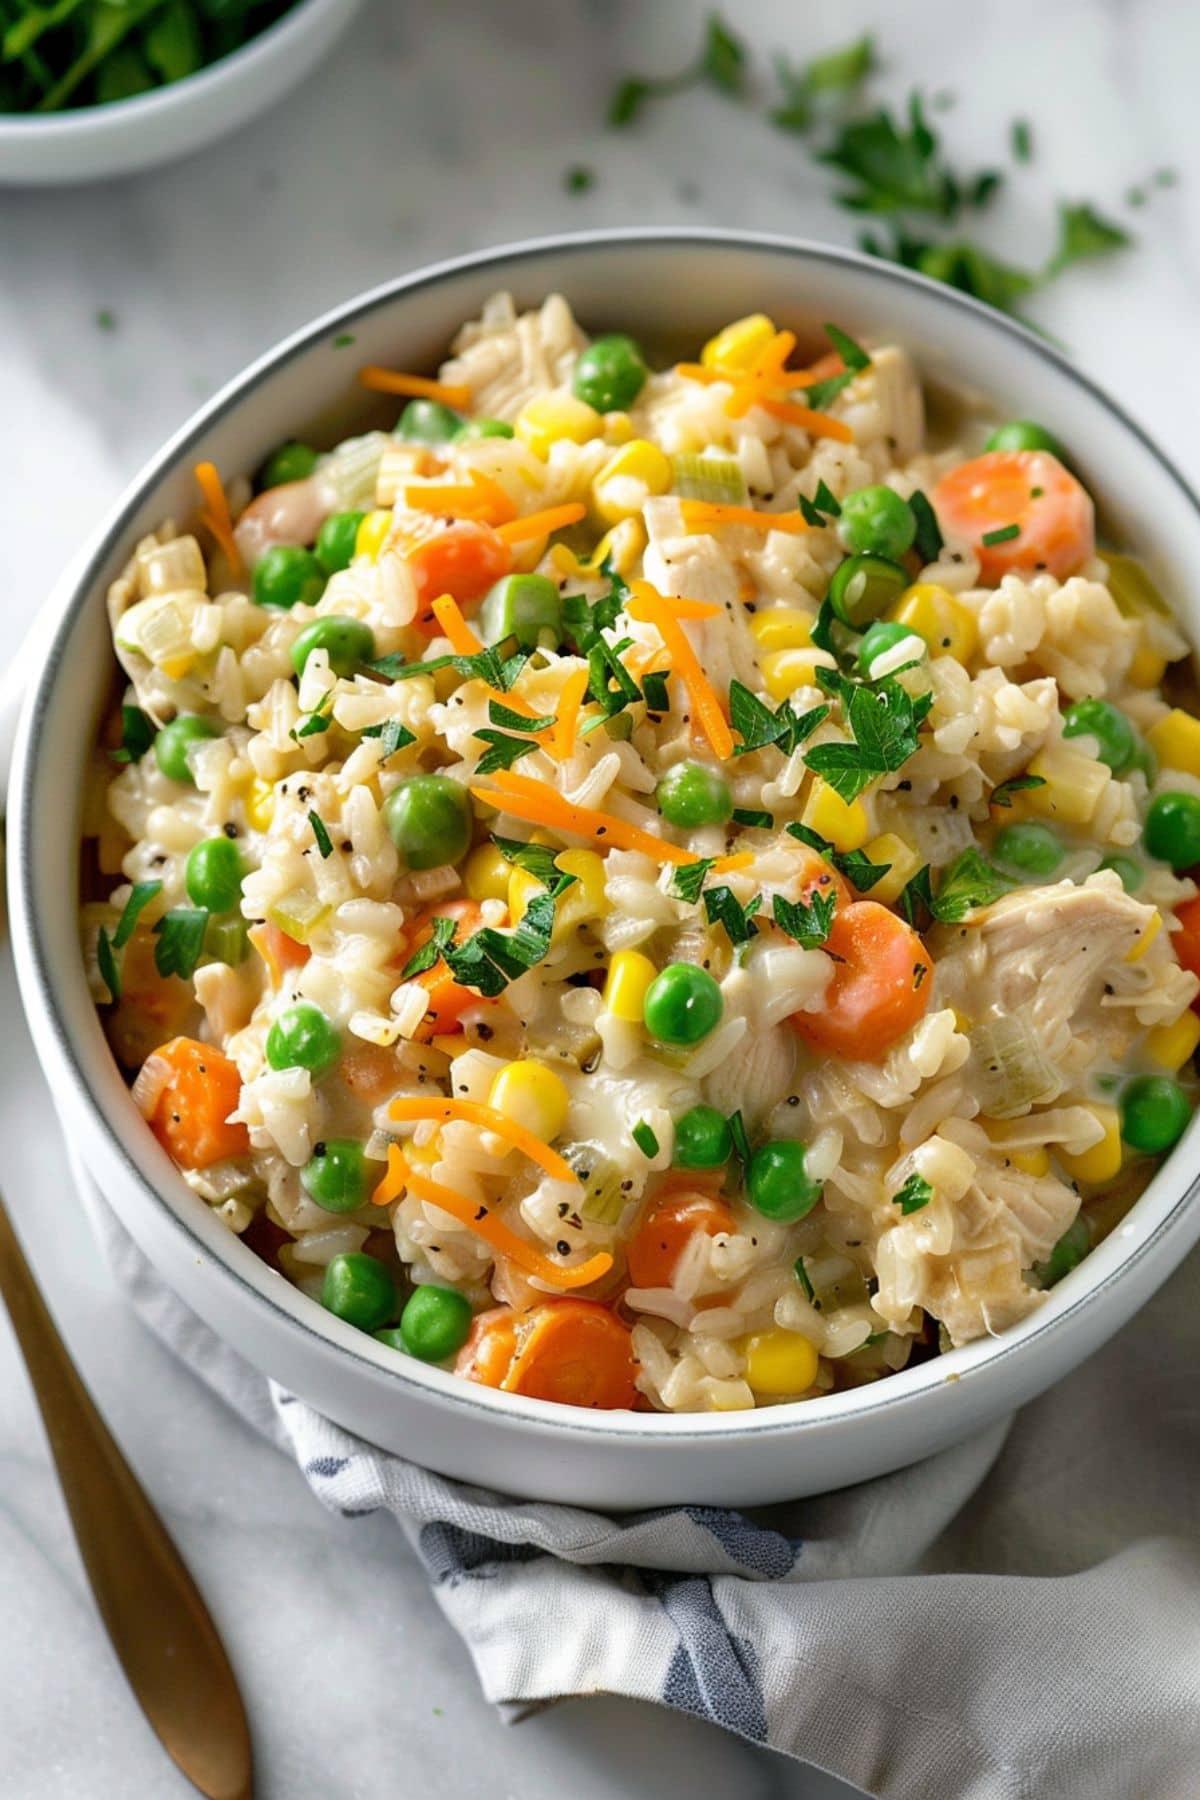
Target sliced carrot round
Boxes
[403,520,512,634]
[627,1192,736,1290]
[456,1306,520,1388]
[1171,896,1200,1008]
[141,1036,250,1169]
[790,900,932,1062]
[932,450,1094,584]
[456,1300,637,1408]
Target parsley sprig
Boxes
[787,822,892,894]
[898,847,1013,928]
[804,667,933,804]
[729,681,829,757]
[400,873,579,998]
[773,888,836,949]
[892,1172,933,1214]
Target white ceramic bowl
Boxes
[10,231,1200,1508]
[0,0,361,185]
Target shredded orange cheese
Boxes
[712,850,755,874]
[372,1147,612,1290]
[642,592,724,621]
[193,461,243,580]
[359,365,471,408]
[626,581,734,761]
[675,329,852,440]
[496,503,586,545]
[430,593,485,654]
[387,1095,579,1183]
[402,468,517,527]
[548,667,590,762]
[680,501,808,536]
[760,398,853,442]
[472,769,699,867]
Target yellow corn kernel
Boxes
[801,778,870,853]
[1125,910,1162,963]
[1059,1104,1122,1185]
[603,411,636,446]
[487,1060,571,1144]
[761,646,836,701]
[952,1008,973,1035]
[431,1034,466,1059]
[603,949,658,1022]
[244,777,276,833]
[355,509,393,563]
[509,848,608,941]
[1023,745,1111,826]
[591,439,673,527]
[1128,643,1167,690]
[749,607,816,652]
[462,843,511,904]
[743,1328,820,1397]
[1145,1010,1200,1072]
[700,313,777,373]
[1146,707,1200,778]
[861,833,923,905]
[515,393,604,459]
[888,583,978,665]
[549,516,647,582]
[1010,1147,1051,1177]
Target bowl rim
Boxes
[13,225,1200,1442]
[0,0,351,141]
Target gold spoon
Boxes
[0,1189,254,1800]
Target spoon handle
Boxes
[0,1191,254,1800]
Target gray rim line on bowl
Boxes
[18,227,1200,1441]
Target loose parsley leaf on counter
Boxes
[1048,202,1132,275]
[892,1173,934,1214]
[819,92,973,218]
[860,229,1038,316]
[773,888,837,949]
[153,908,209,981]
[609,11,747,127]
[770,33,875,133]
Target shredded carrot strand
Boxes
[359,365,471,408]
[713,850,755,874]
[496,503,586,545]
[680,501,808,536]
[472,769,699,867]
[626,581,734,761]
[402,468,517,526]
[644,592,724,620]
[760,398,853,442]
[373,1147,612,1290]
[387,1096,579,1183]
[194,461,243,580]
[431,592,484,654]
[549,667,590,762]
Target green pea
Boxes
[394,398,463,443]
[154,714,220,785]
[673,1105,732,1169]
[984,420,1070,463]
[455,417,514,441]
[1062,699,1137,774]
[1098,854,1144,893]
[383,774,472,869]
[315,510,366,575]
[301,1139,371,1214]
[321,1252,397,1332]
[747,1140,823,1222]
[1120,1075,1191,1154]
[642,963,723,1046]
[827,554,909,629]
[1144,792,1200,871]
[572,333,648,413]
[290,615,376,678]
[266,1001,341,1077]
[1035,1216,1090,1289]
[253,544,326,611]
[839,485,916,561]
[258,440,319,490]
[477,573,563,649]
[856,619,925,675]
[656,761,733,830]
[398,1285,474,1362]
[993,821,1064,878]
[185,836,244,912]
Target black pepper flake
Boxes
[475,1206,488,1221]
[313,1141,326,1157]
[556,1240,571,1256]
[223,822,238,838]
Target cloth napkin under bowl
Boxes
[85,1167,1200,1800]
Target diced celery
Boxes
[670,453,747,506]
[115,591,206,674]
[267,890,332,945]
[1103,550,1169,617]
[567,1143,628,1225]
[321,432,388,510]
[970,1010,1059,1117]
[205,915,250,966]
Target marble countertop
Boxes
[1,1,1197,1794]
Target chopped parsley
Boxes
[332,333,356,349]
[96,931,121,1003]
[819,92,981,219]
[729,681,828,757]
[902,848,1013,928]
[989,773,1046,809]
[111,703,155,765]
[803,325,872,410]
[727,1108,751,1167]
[472,732,542,775]
[371,642,528,693]
[608,12,746,127]
[308,810,333,859]
[772,887,836,949]
[561,560,628,653]
[152,908,209,982]
[804,667,933,804]
[703,885,762,947]
[492,836,565,886]
[981,523,1020,547]
[400,915,456,980]
[361,719,416,759]
[95,309,116,332]
[794,1256,817,1303]
[292,692,335,740]
[787,821,892,893]
[798,477,845,527]
[584,634,642,730]
[632,1120,660,1158]
[96,879,163,1001]
[908,490,944,564]
[642,669,671,714]
[400,875,578,996]
[892,1172,933,1214]
[732,807,774,830]
[669,857,717,905]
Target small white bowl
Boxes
[10,231,1200,1507]
[0,0,361,185]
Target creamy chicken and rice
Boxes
[82,295,1200,1411]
